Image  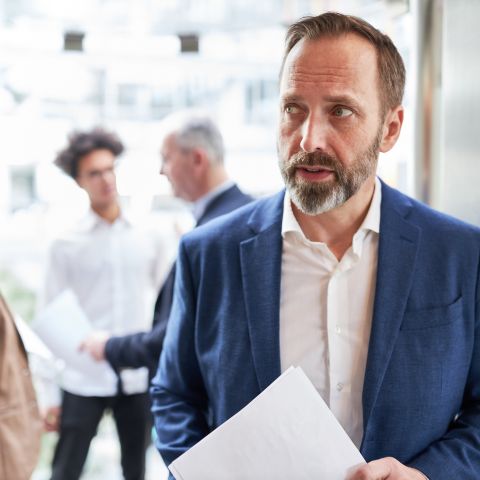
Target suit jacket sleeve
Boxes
[407,254,480,479]
[105,327,164,375]
[150,239,210,466]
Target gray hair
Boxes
[162,112,225,165]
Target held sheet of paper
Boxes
[169,366,365,480]
[32,289,117,383]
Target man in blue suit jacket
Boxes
[80,113,252,376]
[151,13,480,480]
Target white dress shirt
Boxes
[279,177,381,447]
[44,208,166,397]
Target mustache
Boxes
[286,151,341,171]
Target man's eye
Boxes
[332,107,353,117]
[284,105,301,114]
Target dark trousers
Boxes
[50,390,151,480]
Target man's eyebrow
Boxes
[323,94,363,110]
[280,93,365,111]
[280,95,304,104]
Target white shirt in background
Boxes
[44,208,167,397]
[279,177,381,448]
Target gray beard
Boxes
[279,131,381,216]
[288,179,353,215]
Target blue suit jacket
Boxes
[151,181,480,479]
[104,184,252,377]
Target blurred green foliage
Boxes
[0,268,36,323]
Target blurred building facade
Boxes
[0,0,413,304]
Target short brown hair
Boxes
[54,127,124,178]
[281,12,405,113]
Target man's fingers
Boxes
[348,457,396,479]
[366,458,395,477]
[42,406,61,432]
[348,457,427,480]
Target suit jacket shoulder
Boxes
[184,190,284,251]
[381,181,480,235]
[197,184,253,225]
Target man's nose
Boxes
[299,115,329,153]
[101,168,116,181]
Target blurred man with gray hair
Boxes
[81,112,252,377]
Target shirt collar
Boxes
[357,176,381,236]
[192,180,234,222]
[281,176,382,245]
[281,191,304,239]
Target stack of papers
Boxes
[169,366,365,479]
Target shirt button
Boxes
[335,325,342,334]
[336,382,344,392]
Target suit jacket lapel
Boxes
[236,184,421,420]
[239,192,284,391]
[361,183,421,440]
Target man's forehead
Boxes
[282,65,357,88]
[161,132,177,151]
[80,149,115,167]
[282,35,377,75]
[280,34,379,95]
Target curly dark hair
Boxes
[54,127,124,178]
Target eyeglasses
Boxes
[78,166,115,181]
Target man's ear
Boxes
[379,105,404,153]
[191,148,208,170]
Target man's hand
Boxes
[42,405,61,432]
[78,331,110,361]
[348,457,428,480]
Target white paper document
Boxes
[14,313,54,360]
[169,366,365,480]
[32,289,117,382]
